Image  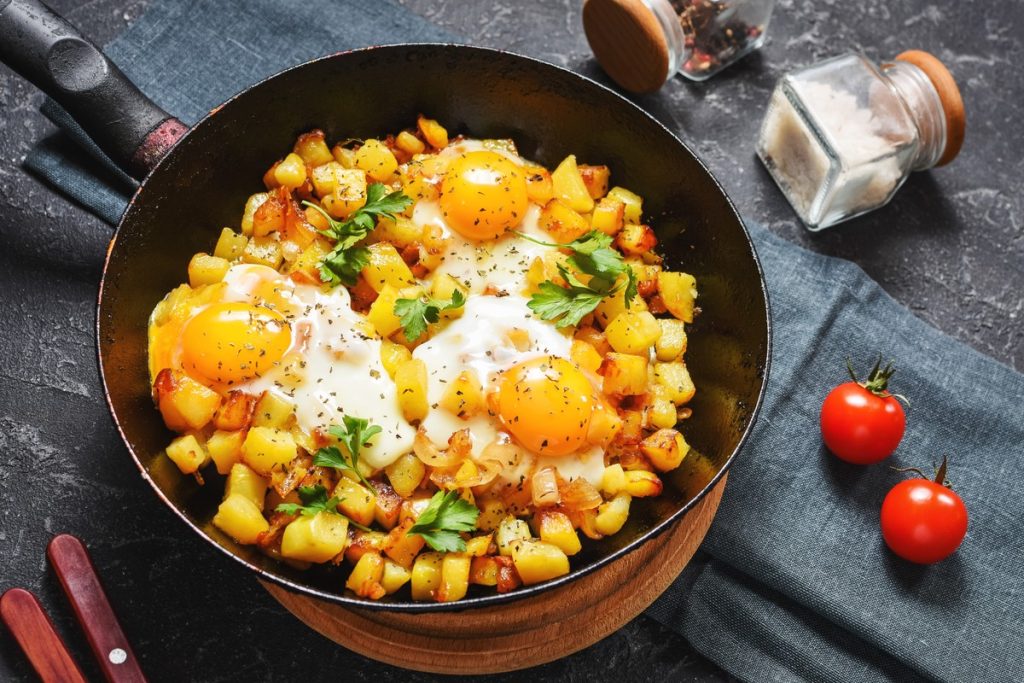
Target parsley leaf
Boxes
[275,484,342,518]
[408,490,480,552]
[303,183,412,287]
[393,289,466,341]
[313,416,381,494]
[516,230,637,326]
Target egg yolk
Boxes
[180,302,291,385]
[440,151,529,240]
[497,356,594,456]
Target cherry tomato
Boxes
[880,459,968,564]
[820,359,906,464]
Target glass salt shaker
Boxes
[583,0,775,93]
[756,50,965,231]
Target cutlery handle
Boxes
[0,588,88,683]
[47,534,147,683]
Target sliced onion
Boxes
[559,477,603,511]
[413,429,463,467]
[458,458,503,488]
[479,433,521,469]
[532,467,561,508]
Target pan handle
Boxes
[0,0,186,179]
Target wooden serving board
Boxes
[262,476,725,674]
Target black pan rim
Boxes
[96,42,772,613]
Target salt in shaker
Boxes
[757,50,965,231]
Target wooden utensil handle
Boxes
[47,534,147,683]
[0,588,88,683]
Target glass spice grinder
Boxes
[583,0,775,93]
[756,50,966,230]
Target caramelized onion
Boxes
[531,467,561,507]
[558,477,603,511]
[458,458,503,488]
[479,433,521,469]
[413,429,463,467]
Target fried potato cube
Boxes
[213,494,269,545]
[539,198,590,243]
[321,169,368,219]
[334,477,377,528]
[616,223,658,256]
[241,192,269,236]
[363,242,417,292]
[332,145,357,168]
[476,499,507,533]
[380,339,413,379]
[653,361,696,405]
[241,235,283,269]
[658,271,698,323]
[384,521,427,569]
[154,369,221,432]
[225,462,268,510]
[496,517,531,556]
[366,285,421,338]
[655,319,688,361]
[607,186,643,223]
[586,400,623,447]
[287,237,331,278]
[381,558,413,594]
[355,139,399,182]
[273,152,308,189]
[594,493,631,536]
[346,552,386,599]
[623,470,663,497]
[437,554,471,602]
[511,540,570,585]
[600,464,627,496]
[410,552,444,600]
[395,358,429,422]
[371,215,422,249]
[345,530,388,564]
[524,165,554,204]
[593,276,647,328]
[281,512,349,564]
[213,391,257,432]
[536,510,582,556]
[464,534,493,558]
[574,325,611,356]
[604,310,662,355]
[470,556,499,586]
[600,352,648,396]
[165,434,207,475]
[252,191,285,237]
[373,482,403,531]
[207,430,245,475]
[396,130,426,155]
[241,426,297,476]
[440,370,484,419]
[649,397,678,429]
[430,274,468,320]
[417,116,449,149]
[213,227,248,261]
[385,453,426,498]
[310,161,346,198]
[590,197,625,236]
[570,339,603,374]
[186,252,227,289]
[293,129,334,166]
[641,428,690,472]
[251,391,296,430]
[578,164,610,199]
[551,155,595,213]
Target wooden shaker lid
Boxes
[895,50,965,166]
[582,0,671,94]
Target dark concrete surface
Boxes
[0,0,1019,681]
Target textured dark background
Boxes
[0,0,1020,681]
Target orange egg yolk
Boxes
[179,302,291,385]
[497,356,594,456]
[439,150,529,240]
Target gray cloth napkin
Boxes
[22,1,1024,681]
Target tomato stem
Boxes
[890,455,952,488]
[846,355,899,398]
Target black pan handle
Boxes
[0,0,186,179]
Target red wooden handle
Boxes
[0,588,87,683]
[46,534,147,683]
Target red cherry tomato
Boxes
[820,359,906,464]
[880,463,968,564]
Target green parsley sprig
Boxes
[275,485,372,531]
[303,183,412,287]
[515,230,637,327]
[393,290,466,342]
[408,490,480,553]
[312,417,381,494]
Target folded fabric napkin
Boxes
[24,1,1024,681]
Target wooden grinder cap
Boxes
[895,50,965,166]
[583,0,671,94]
